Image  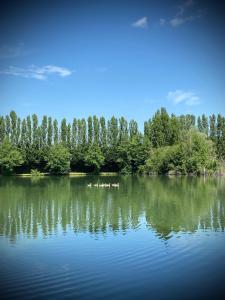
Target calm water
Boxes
[0,176,225,300]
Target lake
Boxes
[0,176,225,300]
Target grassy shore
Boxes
[14,172,119,177]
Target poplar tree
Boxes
[10,111,17,145]
[129,120,138,140]
[72,118,77,149]
[5,115,11,141]
[197,116,203,133]
[99,117,107,149]
[169,114,180,145]
[67,123,71,148]
[53,119,58,145]
[216,114,223,157]
[119,117,128,142]
[108,116,118,148]
[32,114,38,146]
[47,117,53,146]
[26,116,32,145]
[87,116,93,145]
[77,119,82,146]
[220,117,225,159]
[21,118,27,149]
[160,108,170,145]
[41,116,48,146]
[209,114,216,142]
[0,117,5,143]
[93,116,99,146]
[81,119,87,147]
[144,119,151,141]
[201,114,208,136]
[60,118,67,144]
[16,117,21,146]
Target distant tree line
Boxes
[0,108,224,175]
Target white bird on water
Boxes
[112,183,119,187]
[87,183,119,188]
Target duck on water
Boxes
[87,183,119,188]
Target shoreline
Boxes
[10,172,119,177]
[0,172,224,177]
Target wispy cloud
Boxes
[170,0,202,27]
[132,16,148,29]
[0,43,27,59]
[168,90,200,106]
[0,65,73,80]
[177,0,194,16]
[96,67,107,73]
[159,0,202,28]
[170,13,201,27]
[159,18,166,27]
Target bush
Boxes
[84,145,104,173]
[45,144,71,174]
[144,129,217,175]
[30,169,43,176]
[0,140,24,174]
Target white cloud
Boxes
[177,0,194,16]
[168,90,200,106]
[0,65,73,80]
[159,18,166,27]
[170,17,185,27]
[0,43,27,59]
[168,0,202,27]
[96,67,107,73]
[170,14,201,27]
[132,16,148,29]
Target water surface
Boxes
[0,176,225,299]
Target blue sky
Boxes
[0,0,225,126]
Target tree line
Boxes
[0,108,224,175]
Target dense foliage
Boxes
[0,108,224,175]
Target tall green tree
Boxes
[93,116,99,146]
[81,118,87,147]
[129,120,138,140]
[197,116,203,133]
[99,117,107,149]
[45,144,71,174]
[0,117,5,143]
[26,116,32,145]
[0,140,24,174]
[67,123,71,148]
[209,114,216,142]
[21,118,27,149]
[87,116,93,145]
[5,115,11,141]
[53,119,58,145]
[41,116,48,146]
[201,114,208,136]
[169,114,180,145]
[10,111,17,145]
[47,117,53,146]
[108,116,118,148]
[71,118,77,149]
[84,145,104,173]
[60,118,67,144]
[32,114,38,146]
[16,117,21,146]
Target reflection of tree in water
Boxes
[0,176,224,243]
